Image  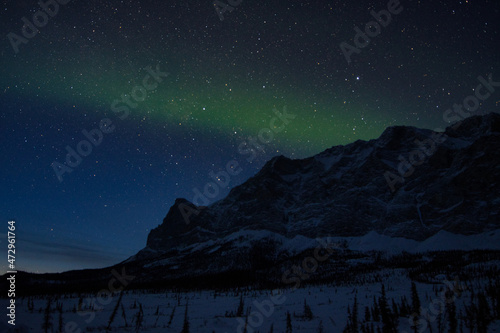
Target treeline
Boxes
[2,249,500,297]
[342,279,500,333]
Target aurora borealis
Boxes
[0,0,498,273]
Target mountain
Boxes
[95,112,496,286]
[144,113,500,249]
[9,113,500,293]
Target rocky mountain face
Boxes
[144,113,500,258]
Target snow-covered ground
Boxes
[142,228,500,267]
[6,269,500,333]
[329,229,500,254]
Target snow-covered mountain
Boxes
[144,113,500,252]
[99,113,500,286]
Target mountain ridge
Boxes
[145,112,500,256]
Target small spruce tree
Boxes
[42,298,53,333]
[181,303,190,333]
[134,303,144,333]
[304,298,314,320]
[286,311,293,333]
[237,294,245,317]
[410,282,421,333]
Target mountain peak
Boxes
[146,198,202,250]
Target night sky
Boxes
[0,0,498,273]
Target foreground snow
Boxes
[7,269,500,332]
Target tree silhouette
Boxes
[445,293,457,333]
[379,285,396,333]
[181,303,190,333]
[304,298,313,320]
[286,311,293,333]
[410,282,421,333]
[237,294,245,317]
[42,298,53,333]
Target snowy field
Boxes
[5,269,500,333]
